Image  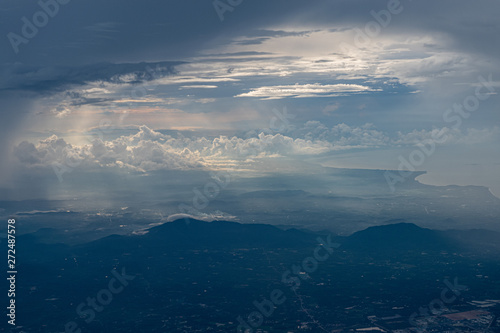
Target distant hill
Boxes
[15,219,500,258]
[74,218,319,256]
[341,222,453,253]
[341,222,500,255]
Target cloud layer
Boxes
[14,124,499,174]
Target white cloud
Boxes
[13,126,333,173]
[395,127,500,145]
[179,85,218,89]
[14,124,499,174]
[13,128,201,173]
[235,83,378,99]
[322,102,340,114]
[289,121,390,148]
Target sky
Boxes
[0,0,499,207]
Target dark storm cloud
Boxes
[0,61,183,93]
[1,1,498,67]
[1,0,316,65]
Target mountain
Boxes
[341,222,453,253]
[342,222,500,255]
[82,218,319,252]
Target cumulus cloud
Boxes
[13,128,201,173]
[289,121,390,148]
[288,122,500,148]
[12,126,333,173]
[13,124,499,174]
[394,127,500,145]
